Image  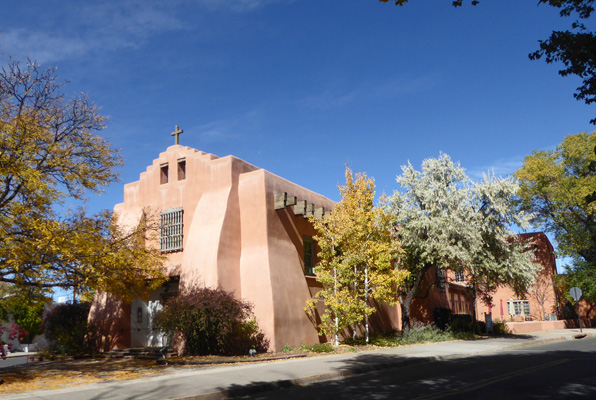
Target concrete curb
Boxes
[157,353,308,366]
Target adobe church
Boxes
[89,127,341,352]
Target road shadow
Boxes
[216,339,596,399]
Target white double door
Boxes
[130,297,168,348]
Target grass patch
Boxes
[342,322,479,347]
[282,343,335,353]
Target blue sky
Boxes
[1,1,592,281]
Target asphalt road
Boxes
[247,337,596,400]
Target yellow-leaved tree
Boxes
[0,58,166,300]
[306,167,407,344]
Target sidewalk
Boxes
[3,328,595,400]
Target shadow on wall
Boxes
[564,319,596,329]
[88,295,130,352]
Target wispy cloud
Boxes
[0,0,286,64]
[466,141,563,180]
[0,30,90,64]
[0,1,185,63]
[299,72,442,110]
[197,0,291,12]
[466,156,525,180]
[191,108,265,144]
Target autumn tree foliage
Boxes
[388,154,538,331]
[306,167,406,344]
[0,59,166,299]
[516,132,596,301]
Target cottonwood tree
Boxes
[306,167,406,344]
[388,154,538,331]
[381,0,596,123]
[516,131,596,301]
[0,58,166,299]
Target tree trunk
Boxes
[333,264,339,346]
[365,266,369,343]
[400,299,412,331]
[400,265,430,332]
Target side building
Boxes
[408,232,561,329]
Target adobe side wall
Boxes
[237,169,337,350]
[476,232,561,322]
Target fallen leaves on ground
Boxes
[0,345,381,395]
[0,358,166,394]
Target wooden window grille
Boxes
[160,207,183,252]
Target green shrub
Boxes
[433,307,452,331]
[43,302,97,355]
[342,332,399,347]
[340,322,480,347]
[308,343,334,353]
[475,320,487,334]
[282,344,294,352]
[281,343,335,353]
[449,314,474,332]
[225,318,268,355]
[492,322,510,335]
[369,334,400,347]
[398,322,453,344]
[1,293,48,343]
[562,301,578,320]
[153,287,269,356]
[449,314,486,334]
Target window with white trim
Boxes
[454,270,465,283]
[160,207,183,252]
[507,300,530,316]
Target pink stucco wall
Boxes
[90,145,340,351]
[476,232,561,322]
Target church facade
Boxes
[89,135,341,352]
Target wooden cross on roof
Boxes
[171,125,183,145]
